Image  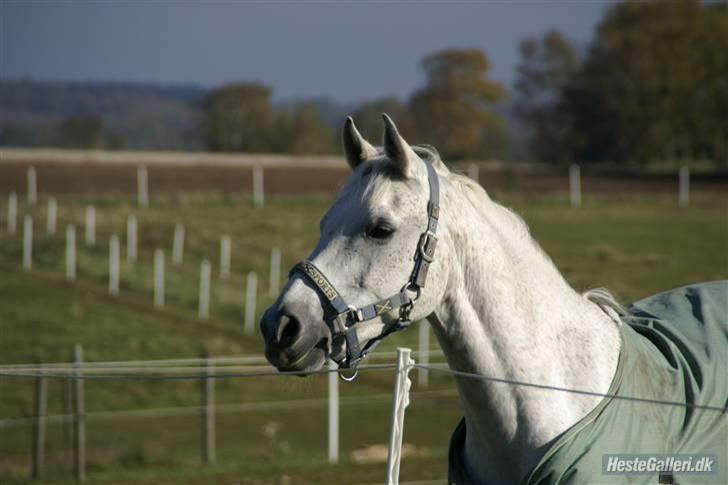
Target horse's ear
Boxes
[342,117,377,170]
[382,113,419,178]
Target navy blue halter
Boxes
[289,159,440,371]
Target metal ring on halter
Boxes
[339,367,359,382]
[402,282,422,303]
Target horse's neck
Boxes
[432,196,620,483]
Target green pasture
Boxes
[0,190,726,483]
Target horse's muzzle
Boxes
[260,305,327,372]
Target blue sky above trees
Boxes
[1,1,609,102]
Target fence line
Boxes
[4,346,723,482]
[385,348,414,485]
[7,191,17,234]
[27,166,37,205]
[201,356,215,464]
[7,359,717,413]
[23,214,32,270]
[0,389,459,429]
[2,365,280,375]
[126,215,137,262]
[198,259,211,321]
[65,224,76,281]
[244,271,258,334]
[46,197,57,236]
[219,235,231,280]
[153,249,164,308]
[253,166,264,208]
[172,224,185,266]
[84,206,95,247]
[0,363,398,381]
[0,344,403,481]
[0,348,445,371]
[412,364,727,413]
[31,371,47,479]
[137,166,148,208]
[3,191,287,331]
[72,344,85,482]
[328,358,339,464]
[108,235,120,296]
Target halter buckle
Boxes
[347,305,364,324]
[418,231,438,263]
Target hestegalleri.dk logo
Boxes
[603,454,718,475]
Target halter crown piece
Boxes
[289,158,440,377]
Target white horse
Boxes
[261,116,727,484]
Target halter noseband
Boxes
[289,158,440,372]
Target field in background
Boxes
[2,148,727,197]
[0,156,726,483]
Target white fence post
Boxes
[201,356,216,465]
[72,344,85,482]
[31,367,47,479]
[569,164,582,209]
[27,166,37,205]
[269,248,281,297]
[679,165,690,207]
[172,224,185,266]
[137,166,148,208]
[468,163,479,184]
[253,167,264,208]
[23,215,32,271]
[46,197,57,236]
[154,249,165,308]
[66,225,76,282]
[385,347,415,485]
[109,235,120,296]
[7,191,17,235]
[126,215,137,262]
[219,235,231,280]
[244,271,258,335]
[328,358,339,464]
[199,260,211,321]
[84,206,95,247]
[418,321,430,388]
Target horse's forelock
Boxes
[341,147,496,226]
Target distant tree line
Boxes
[515,0,728,165]
[0,80,203,150]
[1,0,725,165]
[202,47,509,160]
[0,114,127,150]
[200,0,728,165]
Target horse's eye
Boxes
[366,223,395,240]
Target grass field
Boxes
[0,189,726,484]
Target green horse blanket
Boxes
[448,281,728,484]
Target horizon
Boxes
[1,1,612,103]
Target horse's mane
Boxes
[414,144,530,239]
[414,145,625,322]
[583,288,625,323]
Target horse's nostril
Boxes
[277,314,302,348]
[260,308,277,343]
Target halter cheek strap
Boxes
[288,159,440,370]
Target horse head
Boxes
[260,115,450,373]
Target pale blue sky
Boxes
[1,1,613,102]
